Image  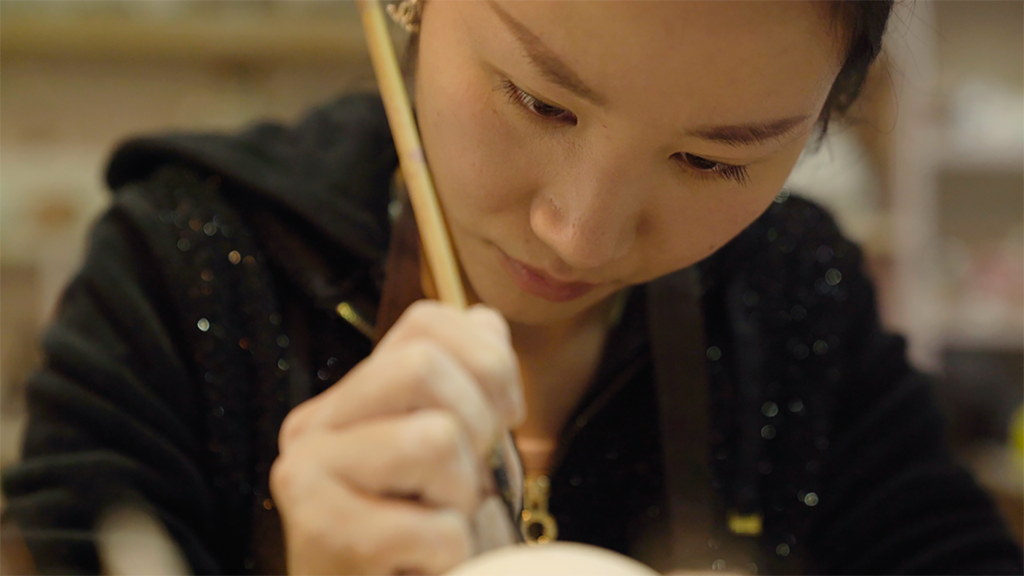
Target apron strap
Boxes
[648,267,761,572]
[647,266,719,570]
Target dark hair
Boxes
[819,1,894,130]
[406,1,893,131]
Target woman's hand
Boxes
[270,301,526,575]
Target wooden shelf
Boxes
[0,12,371,65]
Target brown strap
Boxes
[648,267,764,573]
[647,266,719,570]
[374,193,426,343]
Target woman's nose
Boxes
[529,176,641,271]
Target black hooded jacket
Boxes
[3,94,1022,575]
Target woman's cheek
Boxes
[427,90,535,224]
[645,183,770,276]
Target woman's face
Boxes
[415,1,843,326]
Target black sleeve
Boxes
[801,211,1024,574]
[2,187,223,573]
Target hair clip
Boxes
[386,0,422,33]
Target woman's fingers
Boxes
[377,301,525,425]
[274,468,472,576]
[278,410,482,515]
[272,301,524,575]
[282,302,524,456]
[282,337,500,456]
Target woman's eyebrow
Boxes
[686,116,811,147]
[487,1,608,107]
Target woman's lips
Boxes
[498,250,598,302]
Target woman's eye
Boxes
[499,79,578,125]
[674,152,750,185]
[682,153,719,171]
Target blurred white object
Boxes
[96,504,189,576]
[446,542,660,576]
[944,80,1024,169]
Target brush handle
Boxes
[357,0,467,309]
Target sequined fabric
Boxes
[119,168,296,573]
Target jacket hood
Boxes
[106,93,399,263]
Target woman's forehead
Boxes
[458,1,841,128]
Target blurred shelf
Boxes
[944,321,1024,351]
[940,137,1024,172]
[0,12,370,65]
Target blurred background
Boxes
[1,0,1021,540]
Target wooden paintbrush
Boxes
[356,0,524,546]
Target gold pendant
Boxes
[520,474,558,545]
